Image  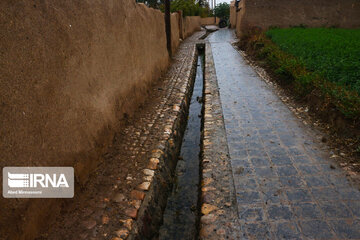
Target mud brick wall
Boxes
[171,12,181,54]
[200,17,220,26]
[0,0,199,239]
[233,0,360,36]
[229,1,236,28]
[183,16,202,39]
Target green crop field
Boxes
[266,28,360,94]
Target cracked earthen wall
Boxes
[0,0,199,239]
[233,0,360,37]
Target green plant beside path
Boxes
[266,28,360,94]
[240,28,360,120]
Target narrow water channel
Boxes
[158,47,204,240]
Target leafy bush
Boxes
[214,3,230,20]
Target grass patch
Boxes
[266,28,360,94]
[239,28,360,121]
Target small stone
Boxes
[152,152,162,158]
[130,199,142,209]
[152,148,164,154]
[125,208,138,219]
[199,224,216,238]
[137,182,151,191]
[120,219,133,230]
[143,169,154,176]
[113,193,126,203]
[173,105,180,111]
[115,228,129,238]
[102,215,110,225]
[82,219,96,230]
[202,178,213,186]
[203,159,210,163]
[201,203,218,215]
[148,158,159,170]
[321,136,327,143]
[144,175,153,181]
[330,164,336,169]
[201,214,217,224]
[131,190,145,200]
[164,128,172,135]
[216,209,225,215]
[203,168,211,173]
[202,186,216,192]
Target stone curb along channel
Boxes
[199,42,241,239]
[125,36,201,239]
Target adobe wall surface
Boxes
[183,16,202,39]
[235,0,246,35]
[234,0,360,37]
[171,12,181,54]
[200,17,220,26]
[229,1,236,28]
[0,0,193,239]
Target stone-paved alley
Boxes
[207,29,360,239]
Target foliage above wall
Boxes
[136,0,163,9]
[170,0,212,17]
[214,2,230,20]
[137,0,212,17]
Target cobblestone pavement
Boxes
[209,29,360,239]
[42,31,204,240]
[199,42,241,239]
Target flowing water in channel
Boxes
[158,49,204,239]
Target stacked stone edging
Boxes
[124,32,203,240]
[199,43,242,239]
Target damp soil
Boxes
[158,49,204,240]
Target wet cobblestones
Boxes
[207,29,360,239]
[199,42,241,239]
[44,31,204,240]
